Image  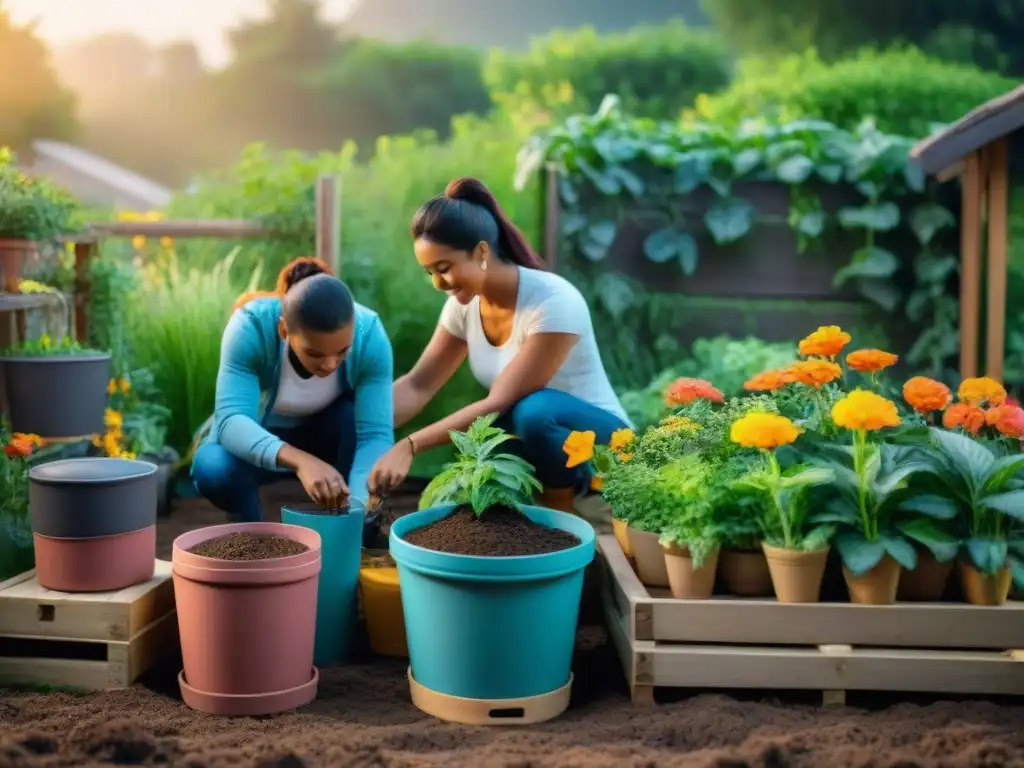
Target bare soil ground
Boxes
[2,482,1023,767]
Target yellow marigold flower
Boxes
[957,376,1007,407]
[846,349,899,373]
[788,359,842,388]
[107,378,118,395]
[798,325,851,358]
[119,377,131,393]
[563,430,596,468]
[609,428,635,453]
[831,389,901,431]
[104,409,123,429]
[744,369,794,392]
[903,376,951,414]
[131,235,147,251]
[730,412,803,450]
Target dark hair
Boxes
[411,177,544,269]
[281,262,355,333]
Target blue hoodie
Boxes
[200,296,394,502]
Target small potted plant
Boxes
[390,414,594,725]
[0,148,78,290]
[1,334,111,438]
[562,426,634,557]
[729,411,835,602]
[656,455,721,599]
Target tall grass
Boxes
[125,248,261,455]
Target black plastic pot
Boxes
[2,353,111,438]
[29,457,158,539]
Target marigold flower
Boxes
[903,376,952,414]
[590,474,604,491]
[664,377,724,406]
[943,403,986,435]
[831,389,901,431]
[798,325,851,358]
[957,377,1007,407]
[104,409,123,429]
[985,404,1024,439]
[846,349,899,373]
[788,359,842,389]
[609,428,635,453]
[730,412,802,450]
[744,369,794,392]
[3,433,40,458]
[563,430,596,468]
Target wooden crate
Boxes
[598,535,1024,705]
[0,560,178,690]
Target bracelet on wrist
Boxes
[406,435,418,456]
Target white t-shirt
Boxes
[272,351,341,418]
[439,267,629,425]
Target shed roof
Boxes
[910,84,1024,175]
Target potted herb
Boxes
[729,411,835,602]
[390,414,594,724]
[709,461,774,597]
[1,334,111,438]
[0,148,77,290]
[656,455,721,599]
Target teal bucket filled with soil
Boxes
[282,503,365,665]
[390,504,594,719]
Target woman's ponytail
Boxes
[442,177,544,270]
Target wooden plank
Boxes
[0,561,174,641]
[598,535,650,641]
[315,174,341,274]
[985,137,1009,382]
[73,240,93,344]
[648,645,1024,697]
[543,166,560,269]
[88,220,269,239]
[959,150,985,379]
[935,160,965,183]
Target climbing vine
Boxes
[516,96,959,388]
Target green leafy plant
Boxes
[418,413,542,517]
[920,428,1024,584]
[0,334,102,357]
[0,148,79,241]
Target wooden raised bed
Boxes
[598,535,1024,706]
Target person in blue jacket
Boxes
[191,258,394,523]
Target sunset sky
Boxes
[6,0,360,67]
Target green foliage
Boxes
[692,48,1016,138]
[518,96,960,387]
[418,414,542,517]
[0,149,79,241]
[87,246,137,375]
[1,334,100,356]
[0,10,76,152]
[485,21,731,120]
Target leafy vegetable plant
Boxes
[419,413,542,516]
[1,334,102,357]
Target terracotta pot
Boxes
[626,527,669,587]
[29,458,158,592]
[662,543,718,599]
[173,522,322,716]
[719,548,773,597]
[959,560,1012,606]
[896,548,954,602]
[843,555,901,605]
[762,543,829,603]
[0,239,36,292]
[359,566,408,657]
[611,517,633,558]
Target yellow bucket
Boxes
[359,566,408,657]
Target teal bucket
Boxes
[389,504,595,701]
[281,503,365,665]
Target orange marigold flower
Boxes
[563,430,596,469]
[831,389,901,431]
[957,377,1007,407]
[985,404,1024,439]
[3,433,39,458]
[787,359,842,389]
[664,377,724,406]
[943,403,986,435]
[744,369,794,392]
[589,474,604,492]
[846,349,899,373]
[903,376,952,414]
[798,325,851,358]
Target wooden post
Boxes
[959,152,985,379]
[73,240,95,344]
[543,166,561,270]
[985,138,1009,382]
[315,175,341,274]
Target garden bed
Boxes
[599,534,1024,706]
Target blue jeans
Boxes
[496,389,629,490]
[191,397,356,523]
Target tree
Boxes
[0,9,76,152]
[702,0,1024,75]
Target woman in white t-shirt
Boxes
[368,177,630,512]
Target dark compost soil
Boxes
[403,504,581,556]
[3,479,1022,767]
[187,532,309,560]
